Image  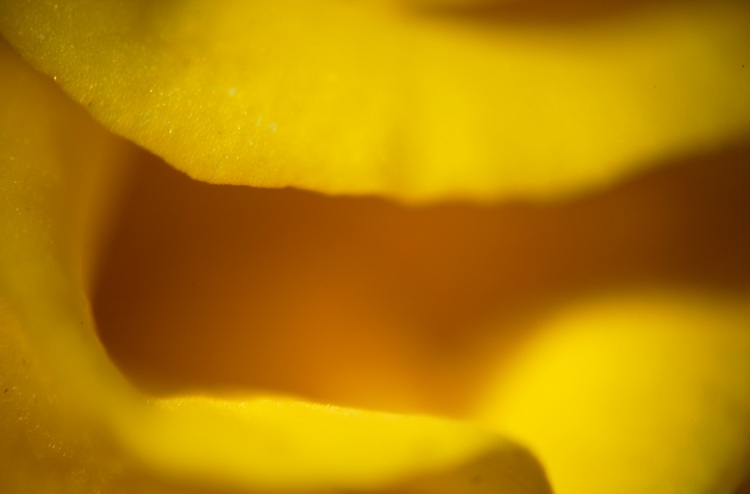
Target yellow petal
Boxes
[0,38,551,493]
[2,1,749,201]
[475,290,750,494]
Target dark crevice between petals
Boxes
[91,141,750,418]
[400,0,692,24]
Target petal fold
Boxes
[1,1,749,201]
[0,37,550,493]
[476,290,750,494]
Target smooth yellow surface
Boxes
[1,1,749,201]
[476,291,750,494]
[0,39,552,493]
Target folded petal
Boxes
[2,1,748,201]
[475,290,750,494]
[0,38,551,493]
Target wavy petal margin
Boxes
[1,1,749,201]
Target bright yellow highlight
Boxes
[1,0,749,201]
[477,292,750,494]
[0,39,551,493]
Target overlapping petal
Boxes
[475,291,750,494]
[0,39,551,493]
[1,0,748,201]
[1,1,749,492]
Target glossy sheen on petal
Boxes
[475,291,750,494]
[0,40,552,493]
[2,1,749,201]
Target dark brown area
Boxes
[92,143,750,414]
[403,0,688,24]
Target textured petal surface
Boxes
[475,291,750,494]
[0,39,551,493]
[1,0,749,201]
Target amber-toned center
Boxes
[92,145,750,416]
